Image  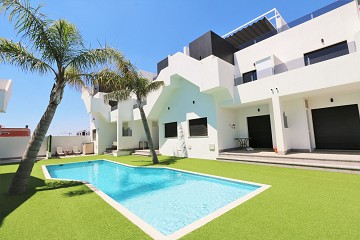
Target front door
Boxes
[312,104,360,150]
[247,115,273,148]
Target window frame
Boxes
[164,122,178,138]
[189,117,208,137]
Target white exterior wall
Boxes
[0,136,90,159]
[234,2,360,77]
[0,79,12,113]
[92,115,116,154]
[216,105,237,151]
[116,100,149,150]
[282,98,312,151]
[158,79,219,159]
[82,1,360,158]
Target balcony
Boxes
[235,51,360,104]
[235,41,356,86]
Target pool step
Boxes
[132,150,161,157]
[217,152,360,173]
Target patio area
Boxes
[218,149,360,174]
[1,154,360,239]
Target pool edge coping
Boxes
[42,159,271,240]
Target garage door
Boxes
[312,104,360,150]
[247,115,273,148]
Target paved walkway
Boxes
[225,149,360,161]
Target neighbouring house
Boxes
[0,79,12,113]
[82,0,360,159]
[76,130,90,136]
[0,125,31,137]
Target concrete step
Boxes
[132,150,161,156]
[217,153,360,172]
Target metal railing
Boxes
[236,0,353,51]
[235,41,356,86]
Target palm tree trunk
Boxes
[8,82,65,194]
[138,102,159,164]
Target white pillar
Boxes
[271,95,287,154]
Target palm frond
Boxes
[64,66,94,91]
[45,19,83,67]
[104,90,131,102]
[1,0,59,63]
[67,46,124,72]
[145,80,165,94]
[0,38,54,74]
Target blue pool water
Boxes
[46,160,260,236]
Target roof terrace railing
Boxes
[236,0,354,51]
[222,8,281,38]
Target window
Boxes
[243,70,257,83]
[304,41,349,66]
[165,122,177,138]
[92,129,96,141]
[122,122,132,137]
[189,117,208,137]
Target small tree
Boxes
[0,0,124,194]
[97,59,164,164]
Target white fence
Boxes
[0,135,91,160]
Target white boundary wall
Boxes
[0,136,91,159]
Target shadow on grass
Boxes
[37,181,83,191]
[0,174,92,228]
[63,186,93,197]
[131,156,186,166]
[0,173,45,228]
[37,181,93,197]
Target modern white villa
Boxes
[0,79,12,113]
[82,0,360,160]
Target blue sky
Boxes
[0,0,335,135]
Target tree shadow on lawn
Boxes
[131,156,186,166]
[0,173,44,228]
[0,174,92,228]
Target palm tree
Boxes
[96,59,164,164]
[0,0,124,194]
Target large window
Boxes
[189,117,208,137]
[243,70,257,83]
[165,122,177,138]
[304,41,349,66]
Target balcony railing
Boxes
[235,41,356,86]
[237,0,353,51]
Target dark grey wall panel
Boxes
[189,31,235,65]
[312,104,360,150]
[157,56,169,75]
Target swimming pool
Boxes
[43,160,270,239]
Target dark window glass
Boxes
[165,122,177,138]
[189,117,208,137]
[92,129,96,141]
[243,70,257,83]
[304,41,349,66]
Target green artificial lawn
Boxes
[0,155,359,239]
